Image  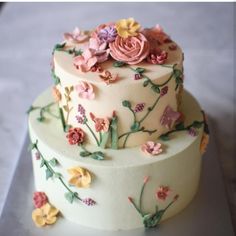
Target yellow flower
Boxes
[200,133,209,154]
[115,18,141,38]
[32,203,59,227]
[68,166,92,188]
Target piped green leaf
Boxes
[122,100,131,108]
[53,42,66,53]
[65,192,75,204]
[159,134,170,141]
[175,122,185,130]
[113,61,126,67]
[80,151,91,157]
[111,115,118,149]
[143,79,149,87]
[91,151,105,160]
[131,122,140,131]
[49,158,58,167]
[192,121,203,128]
[100,131,110,149]
[45,169,53,180]
[135,67,145,74]
[40,159,45,168]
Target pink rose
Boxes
[66,127,85,145]
[109,33,150,65]
[33,192,48,208]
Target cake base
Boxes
[28,88,204,230]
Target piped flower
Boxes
[160,106,181,129]
[52,86,61,102]
[147,49,168,65]
[67,166,92,188]
[200,133,209,154]
[109,33,150,64]
[142,24,170,48]
[75,81,95,100]
[33,192,48,208]
[156,186,170,201]
[115,18,141,38]
[99,70,119,85]
[64,27,89,44]
[66,127,85,145]
[32,203,59,227]
[89,38,110,63]
[98,25,117,43]
[141,141,163,156]
[90,112,110,132]
[74,49,98,72]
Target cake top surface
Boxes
[53,18,183,85]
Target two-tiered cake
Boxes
[28,18,209,230]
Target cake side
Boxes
[51,19,184,148]
[28,87,208,230]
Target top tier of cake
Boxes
[52,18,184,148]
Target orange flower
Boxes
[200,133,209,154]
[52,86,61,102]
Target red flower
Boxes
[156,186,170,201]
[66,127,85,145]
[33,192,48,208]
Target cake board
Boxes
[0,121,234,236]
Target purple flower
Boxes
[188,127,197,137]
[35,152,40,160]
[78,104,85,116]
[134,103,145,113]
[98,26,117,43]
[76,104,86,124]
[82,198,96,206]
[160,106,181,129]
[160,86,168,97]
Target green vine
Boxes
[128,177,178,228]
[29,140,85,204]
[115,63,183,148]
[52,42,83,57]
[27,102,59,122]
[159,110,209,141]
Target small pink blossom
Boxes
[89,38,110,63]
[188,127,197,137]
[160,106,181,129]
[74,49,98,72]
[90,113,110,132]
[66,127,85,145]
[134,73,142,80]
[141,141,163,156]
[33,192,48,208]
[147,49,168,65]
[75,81,95,100]
[156,186,170,201]
[64,27,89,44]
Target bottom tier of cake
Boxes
[28,88,207,231]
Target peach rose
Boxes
[109,33,150,65]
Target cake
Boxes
[28,18,209,230]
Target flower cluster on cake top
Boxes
[63,18,173,72]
